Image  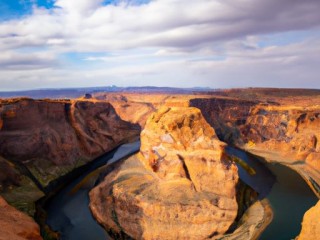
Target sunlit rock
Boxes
[90,107,239,239]
[298,201,320,240]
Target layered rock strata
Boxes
[90,107,239,239]
[0,98,140,187]
[190,98,320,166]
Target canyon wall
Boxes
[0,98,140,216]
[190,98,320,167]
[0,98,140,187]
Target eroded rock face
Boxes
[0,98,140,187]
[190,98,320,165]
[140,107,238,197]
[298,201,320,240]
[0,196,42,240]
[90,107,239,240]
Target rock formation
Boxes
[0,98,140,187]
[0,196,42,240]
[297,201,320,240]
[90,107,239,239]
[190,98,320,166]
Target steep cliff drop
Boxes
[0,98,141,237]
[89,107,239,240]
[0,98,140,188]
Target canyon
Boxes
[0,88,319,239]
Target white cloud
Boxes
[1,0,320,51]
[0,0,320,90]
[0,50,57,69]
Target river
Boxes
[259,163,318,239]
[45,141,141,240]
[44,143,318,240]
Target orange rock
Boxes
[0,196,42,240]
[140,107,238,197]
[297,201,320,240]
[191,98,320,167]
[306,152,320,170]
[90,107,239,240]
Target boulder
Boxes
[90,107,239,239]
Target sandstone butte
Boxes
[90,107,239,240]
[298,200,320,240]
[0,196,42,240]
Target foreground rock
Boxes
[298,201,320,240]
[0,196,42,240]
[90,107,239,239]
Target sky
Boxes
[0,0,320,91]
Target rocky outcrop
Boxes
[0,196,42,240]
[90,107,239,239]
[297,201,320,240]
[0,98,140,187]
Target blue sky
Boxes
[0,0,320,90]
[0,0,53,20]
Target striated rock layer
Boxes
[190,97,320,166]
[0,196,42,240]
[90,107,239,240]
[298,200,320,240]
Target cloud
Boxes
[0,51,57,70]
[0,0,320,90]
[1,0,320,51]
